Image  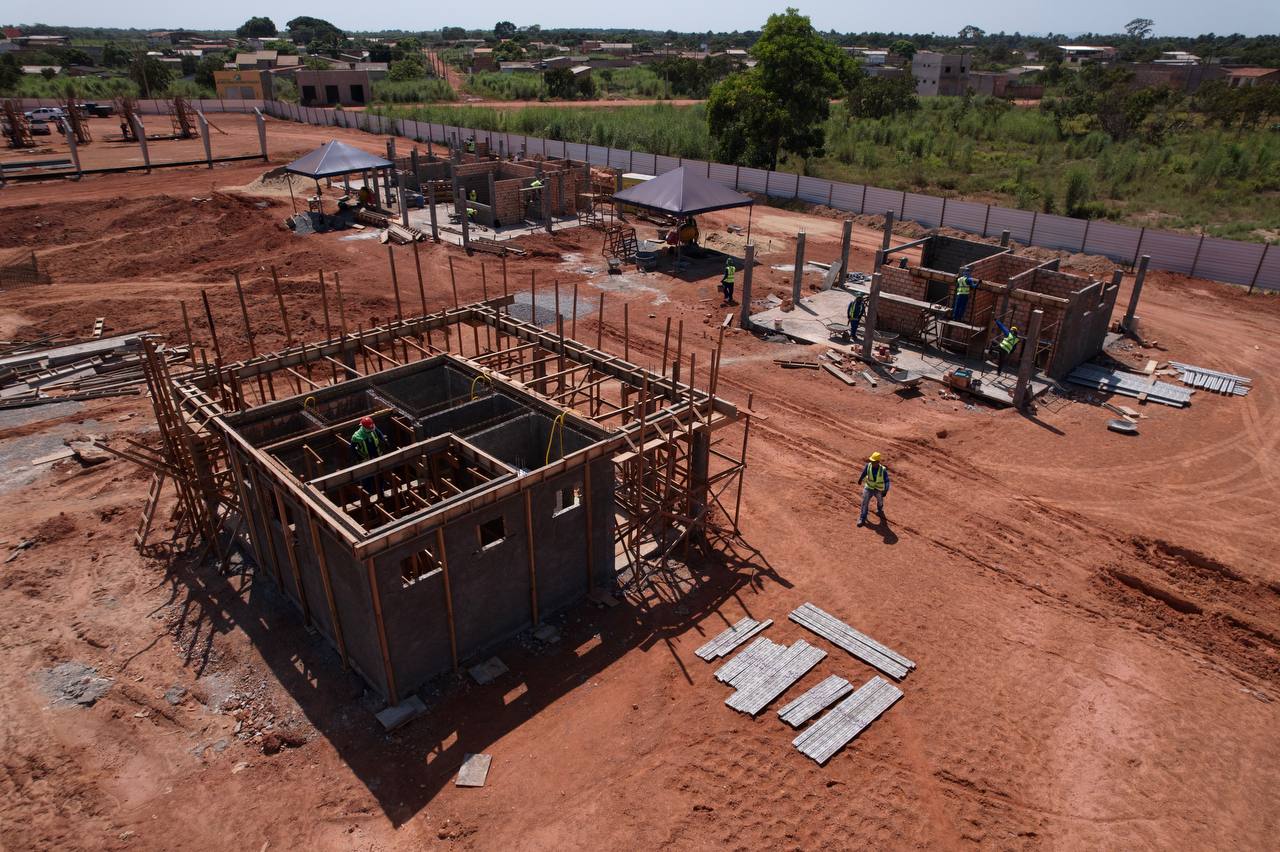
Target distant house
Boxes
[912,51,970,96]
[215,69,272,99]
[472,47,495,72]
[1154,51,1200,65]
[21,65,62,75]
[1056,45,1117,68]
[1225,67,1280,88]
[296,69,379,106]
[1129,63,1225,93]
[581,41,633,55]
[498,61,539,74]
[16,34,68,47]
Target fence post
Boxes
[1132,228,1146,268]
[1028,211,1039,245]
[827,182,834,207]
[764,171,770,196]
[859,184,867,214]
[63,121,82,178]
[899,192,906,220]
[197,111,212,168]
[1124,255,1150,331]
[1080,218,1091,252]
[939,196,947,227]
[130,115,151,173]
[982,204,991,237]
[1249,244,1269,294]
[1189,233,1206,279]
[734,165,740,190]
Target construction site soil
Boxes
[1,115,1277,851]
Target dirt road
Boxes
[1,115,1276,851]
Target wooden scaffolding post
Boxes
[435,527,459,672]
[234,272,270,403]
[412,242,428,316]
[199,290,227,405]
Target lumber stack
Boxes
[0,330,184,410]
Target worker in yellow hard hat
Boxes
[856,451,890,528]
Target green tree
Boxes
[388,55,427,81]
[41,67,57,81]
[286,16,344,47]
[846,72,919,119]
[0,54,21,92]
[494,21,517,39]
[1063,167,1092,216]
[544,66,576,99]
[1124,18,1155,40]
[101,42,132,68]
[128,54,172,98]
[890,39,916,60]
[959,25,986,41]
[236,16,278,39]
[441,26,467,42]
[194,53,227,89]
[493,41,525,61]
[709,8,855,170]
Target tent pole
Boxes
[288,174,296,213]
[746,205,753,246]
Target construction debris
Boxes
[789,603,916,681]
[793,675,903,764]
[0,331,182,409]
[1067,364,1192,408]
[468,657,509,685]
[821,363,857,385]
[375,695,427,731]
[456,753,492,788]
[1168,362,1252,396]
[694,617,773,661]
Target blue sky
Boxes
[12,2,1279,37]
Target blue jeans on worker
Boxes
[859,486,885,524]
[849,305,864,340]
[953,293,969,321]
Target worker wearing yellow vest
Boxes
[720,260,736,306]
[351,415,390,494]
[856,451,890,527]
[991,319,1020,375]
[954,272,978,321]
[847,293,867,341]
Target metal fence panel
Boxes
[609,149,631,170]
[903,193,944,227]
[1033,214,1089,252]
[829,182,863,212]
[683,159,711,180]
[737,167,768,193]
[654,155,681,174]
[768,171,799,198]
[986,206,1035,243]
[709,162,736,187]
[1136,230,1198,274]
[1194,237,1266,286]
[1082,220,1141,262]
[631,152,657,174]
[941,199,987,232]
[797,176,831,205]
[864,186,904,219]
[1254,245,1279,291]
[584,144,606,165]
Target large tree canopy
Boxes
[236,17,277,39]
[708,8,855,169]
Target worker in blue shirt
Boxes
[954,272,978,321]
[856,451,890,527]
[990,319,1020,375]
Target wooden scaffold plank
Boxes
[793,675,902,764]
[777,674,854,727]
[726,640,827,716]
[694,616,773,661]
[789,602,915,680]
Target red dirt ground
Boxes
[1,115,1277,851]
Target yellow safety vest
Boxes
[998,331,1018,353]
[956,275,973,296]
[351,427,382,460]
[863,463,886,491]
[724,265,735,283]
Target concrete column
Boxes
[383,167,394,207]
[130,115,150,173]
[791,231,806,305]
[838,219,853,285]
[254,108,267,161]
[197,112,212,169]
[409,149,419,189]
[63,121,82,177]
[1013,308,1044,410]
[486,171,497,217]
[1000,229,1011,247]
[387,138,396,162]
[459,190,471,252]
[861,272,882,362]
[873,249,885,274]
[541,170,553,235]
[880,210,895,256]
[1123,255,1150,332]
[428,184,439,242]
[739,244,755,329]
[398,171,409,228]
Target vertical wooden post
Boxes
[524,490,539,625]
[435,527,459,672]
[571,280,579,339]
[362,557,399,704]
[387,245,403,319]
[583,461,595,591]
[623,303,630,362]
[596,293,605,350]
[660,317,672,377]
[199,289,226,404]
[447,256,460,308]
[739,244,755,330]
[412,242,427,316]
[271,487,312,625]
[733,392,754,533]
[233,273,271,402]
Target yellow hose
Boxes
[303,395,316,411]
[544,412,567,467]
[470,373,493,400]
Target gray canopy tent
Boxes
[611,165,756,243]
[283,140,394,214]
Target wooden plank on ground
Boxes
[726,640,826,715]
[778,674,854,727]
[860,370,878,388]
[821,363,857,385]
[789,602,915,680]
[694,617,773,661]
[793,675,902,764]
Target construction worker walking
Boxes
[847,293,867,341]
[954,272,978,321]
[351,415,389,494]
[720,260,736,306]
[856,451,890,527]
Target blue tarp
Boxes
[284,140,392,178]
[612,166,753,216]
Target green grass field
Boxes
[376,99,1279,241]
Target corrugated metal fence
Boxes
[16,98,1272,290]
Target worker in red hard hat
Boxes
[351,415,388,464]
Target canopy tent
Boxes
[611,166,753,217]
[284,140,392,178]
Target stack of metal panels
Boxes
[1168,362,1251,396]
[793,676,903,764]
[694,617,773,661]
[789,603,916,680]
[1067,364,1193,408]
[714,637,785,686]
[725,640,826,716]
[777,675,854,727]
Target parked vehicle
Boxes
[28,120,52,136]
[24,107,66,122]
[77,102,114,117]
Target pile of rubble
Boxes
[0,329,185,410]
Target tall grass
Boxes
[464,72,544,101]
[9,75,137,98]
[372,78,457,104]
[374,97,1280,239]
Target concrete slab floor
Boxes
[750,289,1050,406]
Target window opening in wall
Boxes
[478,516,506,549]
[554,484,582,515]
[401,547,440,587]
